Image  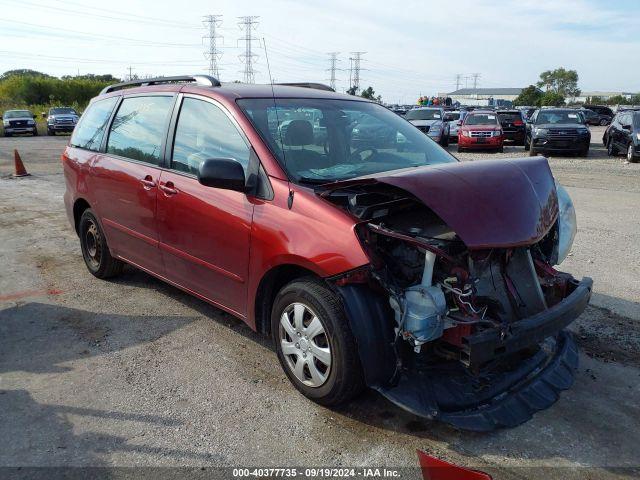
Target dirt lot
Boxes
[1,128,639,479]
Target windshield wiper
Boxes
[296,176,339,186]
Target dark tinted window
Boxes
[70,97,118,151]
[171,97,251,175]
[4,110,32,119]
[405,109,442,120]
[497,112,522,123]
[633,113,640,129]
[107,96,174,164]
[50,108,77,115]
[535,111,582,125]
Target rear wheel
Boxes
[79,209,124,279]
[607,139,618,156]
[600,118,608,126]
[524,134,530,151]
[271,278,364,406]
[47,128,54,136]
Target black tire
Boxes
[271,277,365,406]
[524,135,530,151]
[579,147,589,157]
[47,128,54,136]
[457,145,463,153]
[600,118,608,126]
[607,139,618,156]
[4,132,11,137]
[32,129,38,137]
[78,209,124,279]
[529,146,538,157]
[628,144,639,163]
[497,145,504,153]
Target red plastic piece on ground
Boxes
[417,450,492,480]
[13,149,30,177]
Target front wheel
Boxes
[628,144,639,163]
[524,135,530,151]
[79,209,124,279]
[607,139,618,156]
[600,118,608,126]
[271,278,364,406]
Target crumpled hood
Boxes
[322,156,559,249]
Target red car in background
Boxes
[63,76,591,431]
[457,110,504,153]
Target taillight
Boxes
[514,120,524,126]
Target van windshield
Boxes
[237,98,456,184]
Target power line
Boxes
[238,16,260,84]
[203,15,223,79]
[349,51,366,93]
[472,73,481,89]
[326,52,340,90]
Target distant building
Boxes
[573,91,636,103]
[445,87,530,106]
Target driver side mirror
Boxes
[198,158,246,192]
[622,124,632,131]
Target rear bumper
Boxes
[503,129,525,143]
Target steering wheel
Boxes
[350,146,379,161]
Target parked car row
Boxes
[1,107,79,136]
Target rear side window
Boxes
[171,97,250,175]
[106,96,174,165]
[497,112,522,123]
[633,113,640,129]
[70,97,118,151]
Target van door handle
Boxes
[159,182,178,196]
[140,176,156,189]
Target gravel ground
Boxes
[1,128,639,479]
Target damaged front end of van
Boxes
[322,157,592,431]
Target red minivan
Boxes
[63,76,591,431]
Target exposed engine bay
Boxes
[321,172,592,430]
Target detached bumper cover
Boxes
[338,277,591,431]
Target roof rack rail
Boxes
[275,82,335,92]
[100,75,221,95]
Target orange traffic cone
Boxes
[13,149,30,177]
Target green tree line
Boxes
[0,70,119,111]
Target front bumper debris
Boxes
[338,276,591,431]
[378,330,579,431]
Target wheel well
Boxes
[73,198,91,235]
[255,265,319,335]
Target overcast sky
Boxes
[0,0,637,103]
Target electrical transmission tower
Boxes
[326,52,340,90]
[471,73,481,89]
[203,15,223,79]
[238,16,260,83]
[455,74,462,90]
[349,51,366,94]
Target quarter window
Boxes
[171,97,250,175]
[70,97,118,151]
[106,96,174,165]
